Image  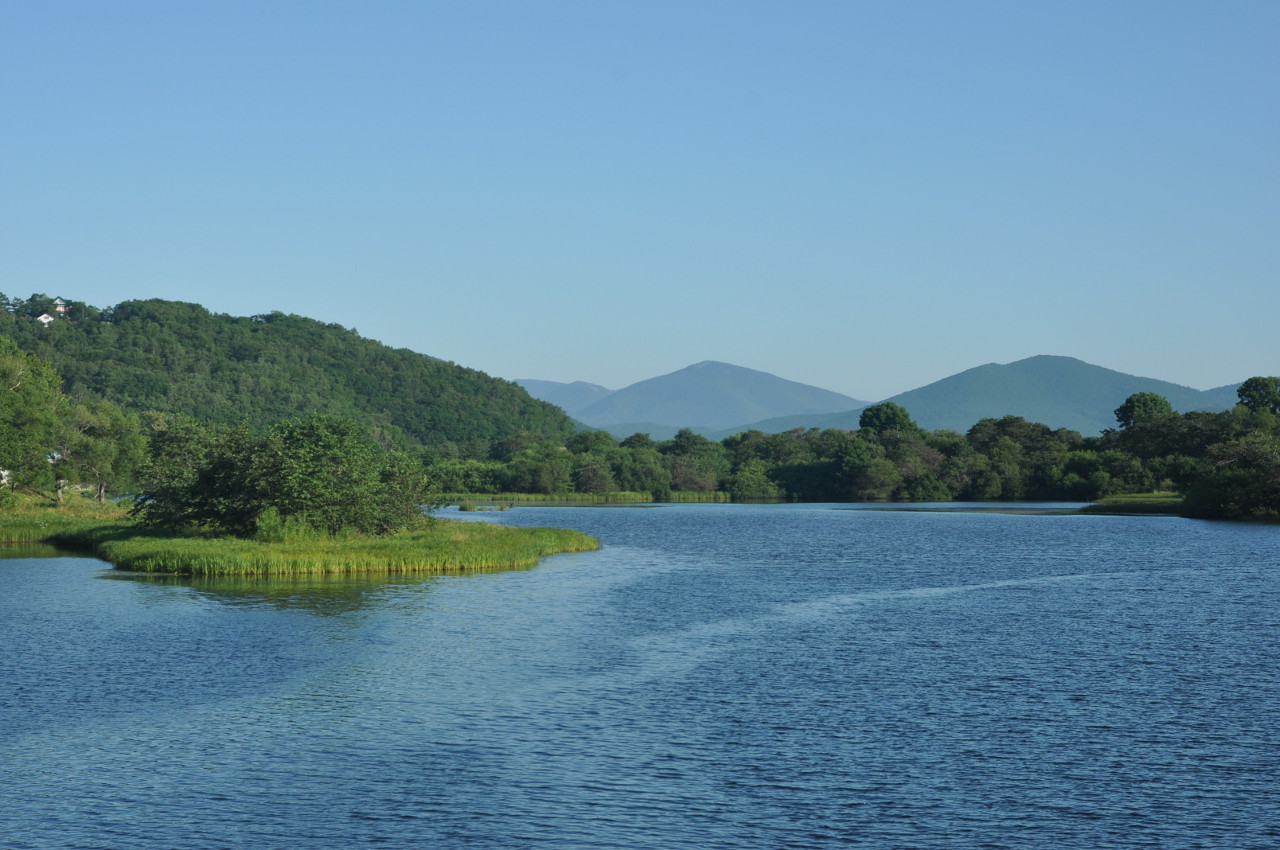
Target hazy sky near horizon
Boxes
[4,2,1276,401]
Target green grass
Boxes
[1,491,600,576]
[0,490,131,542]
[1080,492,1184,515]
[47,520,600,576]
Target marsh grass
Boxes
[1080,492,1184,515]
[2,492,600,576]
[0,491,130,543]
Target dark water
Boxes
[3,504,1278,848]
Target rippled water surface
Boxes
[3,505,1279,848]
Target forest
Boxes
[425,391,1280,520]
[0,293,575,450]
[2,295,1278,522]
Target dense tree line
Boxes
[0,293,575,451]
[428,390,1280,521]
[2,334,427,534]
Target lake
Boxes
[3,503,1278,848]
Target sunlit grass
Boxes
[0,490,130,542]
[55,521,600,576]
[1080,492,1184,515]
[1,492,600,576]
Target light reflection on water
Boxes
[2,504,1279,849]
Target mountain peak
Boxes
[573,362,866,431]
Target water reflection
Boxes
[101,571,444,615]
[0,543,65,559]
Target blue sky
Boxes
[3,1,1276,401]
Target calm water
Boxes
[3,504,1278,849]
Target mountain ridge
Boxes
[522,355,1245,438]
[529,360,869,433]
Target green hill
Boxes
[0,295,575,449]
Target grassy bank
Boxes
[49,521,600,576]
[1080,493,1184,515]
[0,491,130,543]
[0,492,600,576]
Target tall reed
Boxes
[45,519,600,577]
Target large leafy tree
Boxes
[56,400,147,503]
[1182,432,1280,520]
[0,336,67,488]
[133,414,430,536]
[1114,392,1174,430]
[254,414,425,535]
[858,402,918,434]
[1237,376,1280,415]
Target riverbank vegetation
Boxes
[1079,493,1185,515]
[427,388,1280,521]
[4,295,1278,523]
[0,491,599,576]
[44,518,599,576]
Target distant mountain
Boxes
[726,356,1242,437]
[882,355,1240,435]
[533,361,868,435]
[514,379,614,418]
[705,410,860,440]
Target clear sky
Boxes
[3,1,1276,402]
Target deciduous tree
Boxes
[1114,392,1174,430]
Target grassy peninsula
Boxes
[0,493,599,577]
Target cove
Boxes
[3,503,1278,848]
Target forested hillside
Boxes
[0,294,574,450]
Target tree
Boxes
[1114,392,1174,430]
[1182,432,1280,520]
[566,429,617,454]
[132,415,237,529]
[57,400,147,503]
[133,414,430,536]
[253,414,399,535]
[728,458,782,501]
[0,337,67,489]
[500,442,573,494]
[612,447,672,499]
[661,428,730,492]
[858,402,918,434]
[1237,376,1280,415]
[619,432,656,450]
